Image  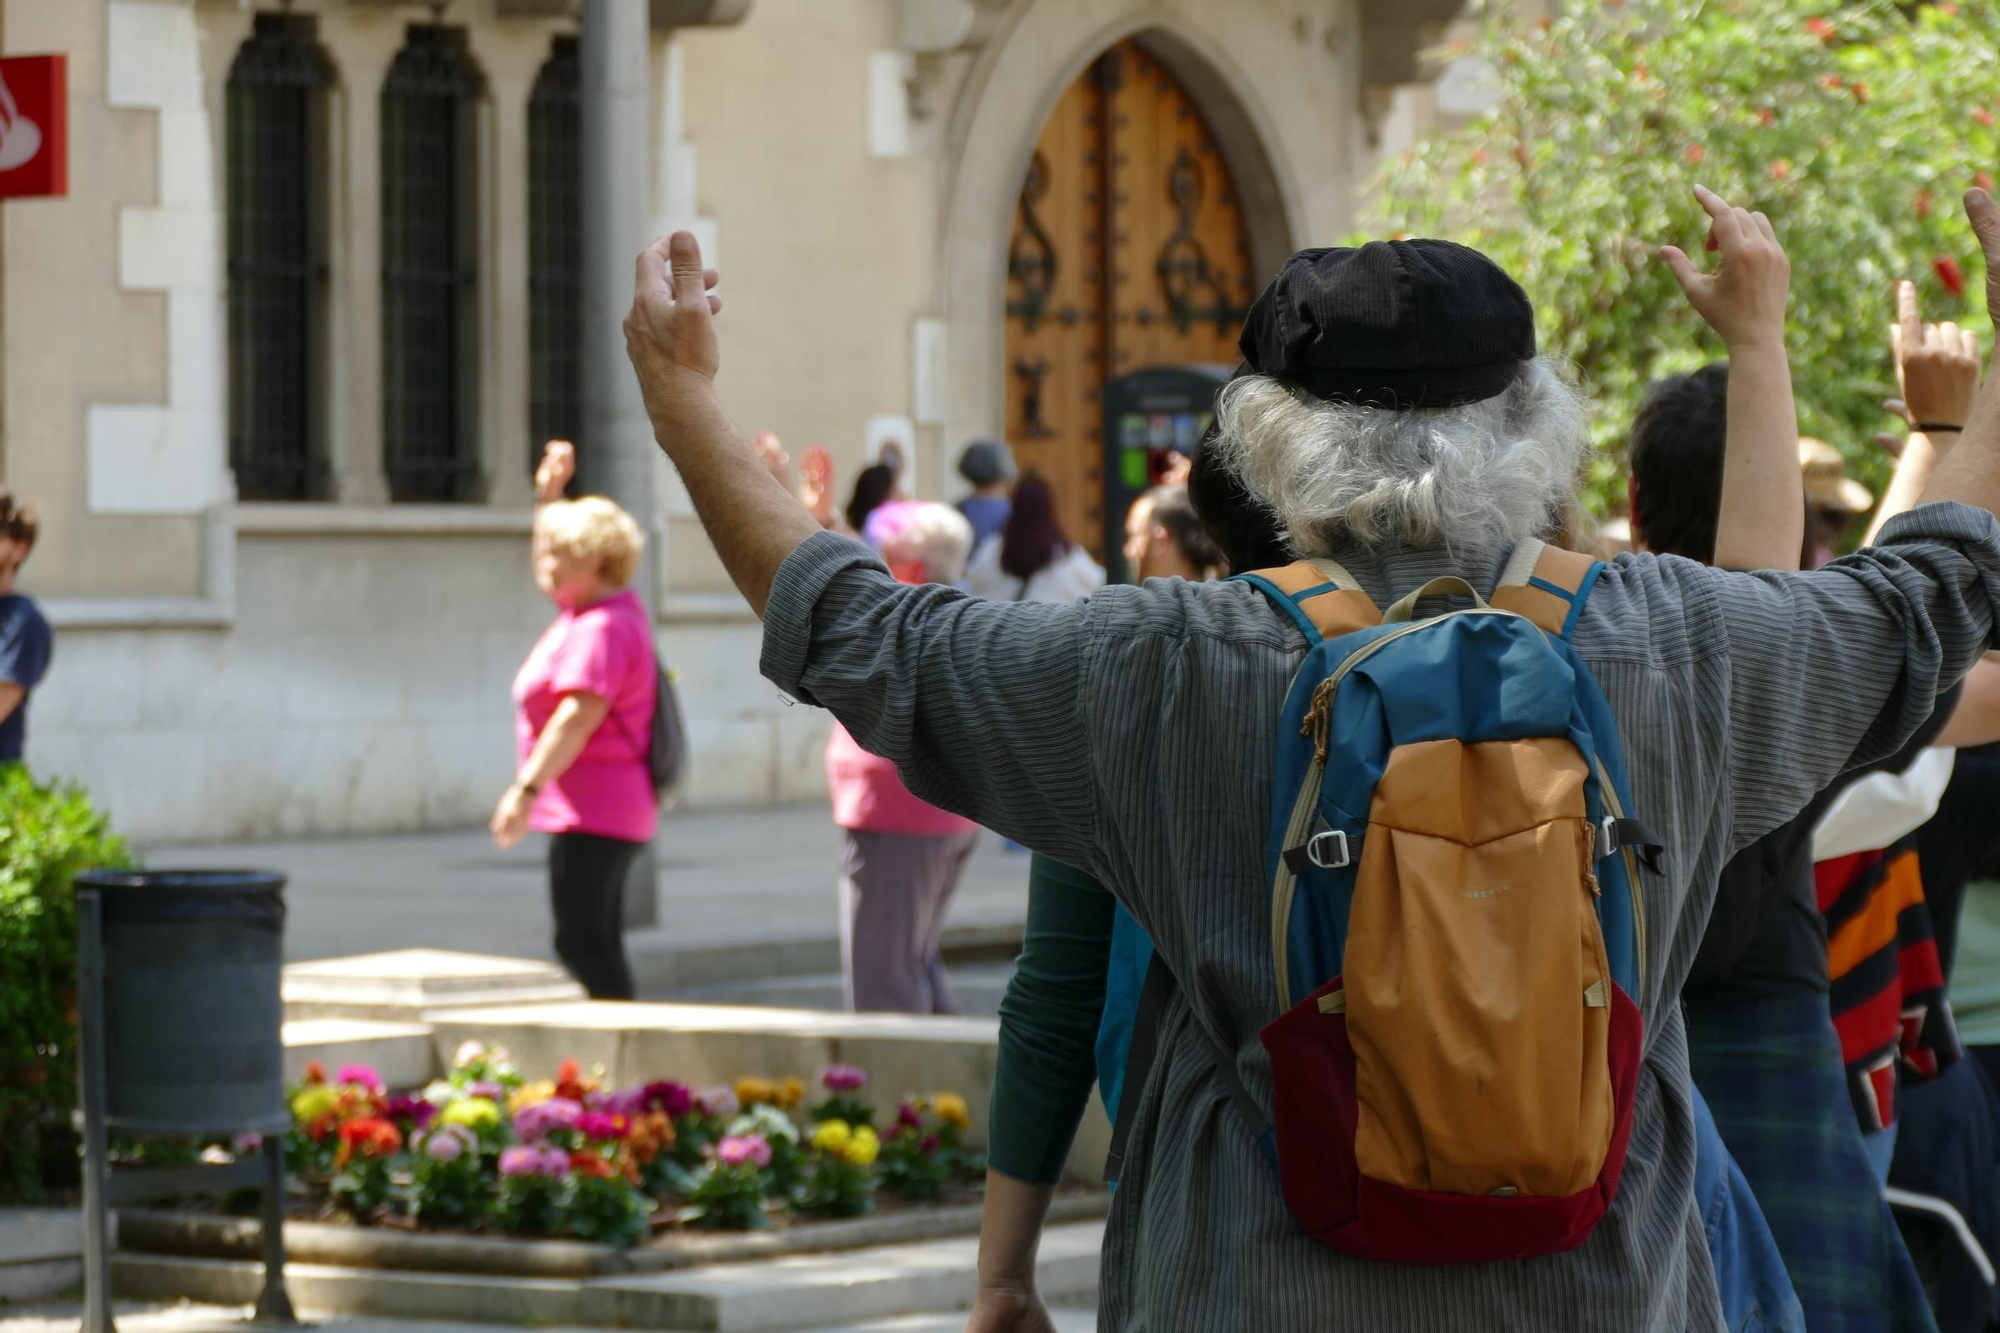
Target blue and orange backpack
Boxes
[1099,539,1660,1263]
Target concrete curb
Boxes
[630,921,1024,995]
[117,1193,1109,1278]
[111,1220,1105,1331]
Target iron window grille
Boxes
[527,34,582,487]
[225,13,335,502]
[380,23,487,503]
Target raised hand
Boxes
[1892,278,1981,436]
[534,438,576,503]
[625,232,724,436]
[798,444,839,528]
[753,431,792,489]
[1969,187,2000,326]
[1660,184,1791,350]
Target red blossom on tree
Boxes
[1805,16,1836,41]
[1934,256,1967,296]
[1684,144,1706,164]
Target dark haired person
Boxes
[0,488,50,768]
[957,438,1017,548]
[625,184,2000,1331]
[963,475,1103,604]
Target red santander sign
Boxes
[0,55,66,200]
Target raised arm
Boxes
[1916,189,2000,518]
[624,233,820,616]
[1660,185,1802,571]
[1870,280,1987,542]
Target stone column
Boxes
[581,0,661,934]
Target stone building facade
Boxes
[2,0,1496,842]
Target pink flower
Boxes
[513,1097,584,1144]
[716,1134,773,1169]
[499,1145,570,1178]
[338,1064,384,1094]
[420,1123,477,1162]
[576,1111,628,1141]
[895,1102,924,1133]
[468,1081,503,1101]
[820,1064,868,1093]
[639,1081,694,1118]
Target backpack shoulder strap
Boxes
[1233,558,1382,645]
[1490,538,1605,642]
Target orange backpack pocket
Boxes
[1344,736,1615,1198]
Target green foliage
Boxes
[495,1172,567,1237]
[0,765,133,1201]
[792,1153,876,1220]
[410,1152,491,1230]
[330,1156,400,1220]
[563,1172,654,1248]
[678,1160,771,1231]
[1361,0,2000,513]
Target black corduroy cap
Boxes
[1238,239,1536,409]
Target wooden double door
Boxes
[1002,38,1259,562]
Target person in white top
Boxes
[963,474,1106,604]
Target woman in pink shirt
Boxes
[826,501,982,1013]
[491,442,658,999]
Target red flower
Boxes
[1916,190,1934,220]
[1976,172,1996,193]
[1512,144,1529,167]
[1819,74,1843,93]
[1935,256,1967,297]
[1769,160,1793,181]
[1633,61,1649,82]
[1975,108,1996,129]
[1805,16,1836,41]
[1939,1,1960,13]
[557,1059,581,1085]
[1536,15,1552,30]
[1849,81,1870,104]
[569,1150,617,1180]
[1757,107,1777,126]
[334,1117,401,1169]
[303,1061,327,1086]
[1470,148,1489,167]
[1684,144,1706,165]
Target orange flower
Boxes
[1976,108,1996,129]
[777,1078,806,1111]
[1769,160,1792,181]
[1976,172,1996,193]
[302,1061,327,1086]
[557,1059,581,1085]
[1684,144,1705,165]
[625,1110,677,1165]
[570,1149,617,1180]
[333,1117,401,1169]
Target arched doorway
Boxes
[1002,36,1258,565]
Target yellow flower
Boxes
[931,1093,971,1130]
[735,1076,777,1108]
[777,1078,805,1111]
[507,1081,555,1114]
[811,1119,852,1155]
[290,1086,339,1126]
[440,1097,501,1131]
[846,1125,880,1168]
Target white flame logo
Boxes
[0,69,44,173]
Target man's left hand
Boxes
[625,231,724,443]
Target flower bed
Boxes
[271,1044,982,1248]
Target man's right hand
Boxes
[1660,184,1791,352]
[1893,278,1981,437]
[964,1285,1058,1333]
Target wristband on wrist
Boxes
[1914,422,1964,434]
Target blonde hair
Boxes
[534,496,645,588]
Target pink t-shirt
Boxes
[514,589,659,844]
[825,722,980,838]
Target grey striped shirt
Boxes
[760,503,2000,1331]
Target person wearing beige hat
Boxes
[1796,436,1876,567]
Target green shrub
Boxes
[0,765,133,1201]
[1362,0,2000,514]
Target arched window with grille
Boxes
[225,13,334,502]
[527,34,582,484]
[380,24,486,503]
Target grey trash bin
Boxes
[73,870,296,1333]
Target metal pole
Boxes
[583,0,663,939]
[253,1135,297,1323]
[579,0,657,604]
[76,888,116,1333]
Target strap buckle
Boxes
[1306,829,1351,871]
[1595,815,1619,860]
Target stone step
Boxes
[584,1221,1102,1332]
[110,1221,1104,1332]
[283,949,584,1025]
[629,921,1023,996]
[667,962,1016,1019]
[281,1017,436,1089]
[785,1310,1096,1333]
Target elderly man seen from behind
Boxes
[622,187,2000,1332]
